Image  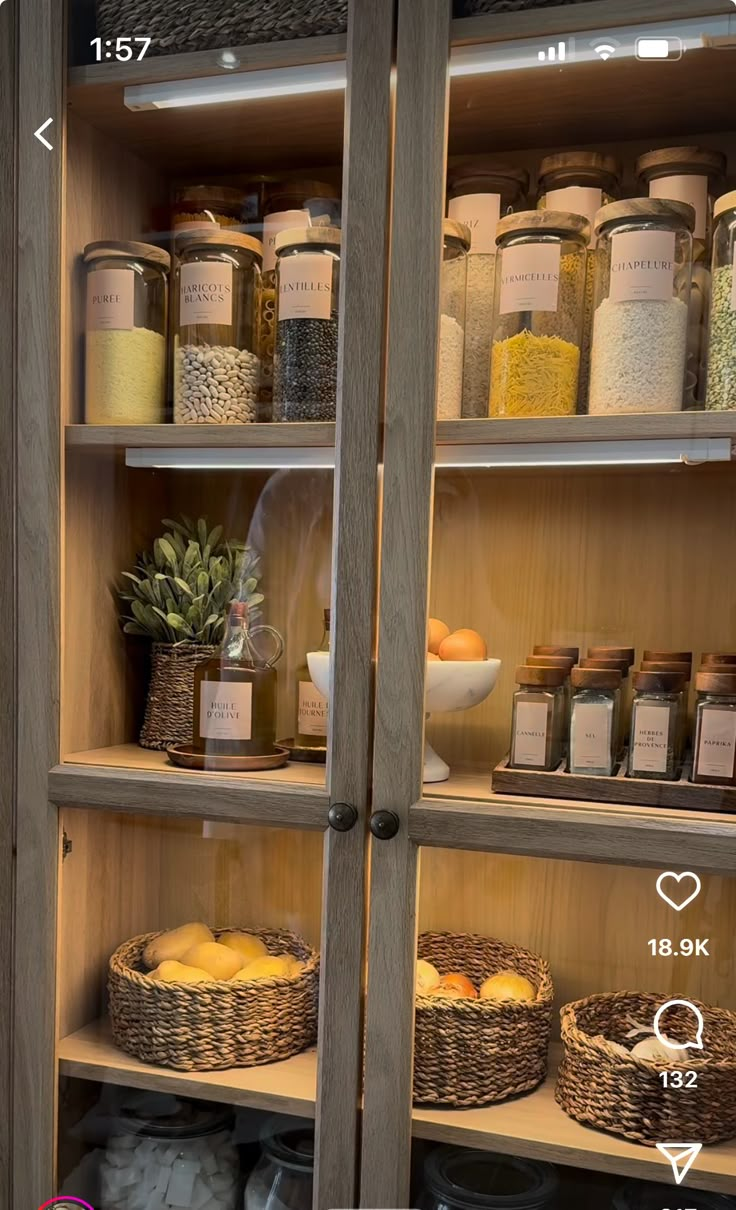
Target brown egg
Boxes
[439,972,478,998]
[426,984,466,999]
[428,618,450,655]
[439,629,487,661]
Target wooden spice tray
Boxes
[492,753,736,814]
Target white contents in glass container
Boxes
[436,314,465,419]
[86,328,166,424]
[99,1128,239,1210]
[588,297,687,414]
[462,254,495,417]
[175,343,260,423]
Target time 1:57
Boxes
[91,36,152,61]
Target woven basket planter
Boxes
[413,932,554,1107]
[139,641,215,750]
[556,991,736,1145]
[95,1,348,56]
[456,0,590,14]
[109,926,319,1071]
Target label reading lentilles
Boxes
[199,681,252,741]
[609,229,676,303]
[180,261,233,326]
[512,701,549,767]
[87,267,135,331]
[298,679,329,737]
[499,243,561,315]
[278,252,333,321]
[571,702,612,769]
[696,705,736,780]
[631,703,670,773]
[448,193,501,256]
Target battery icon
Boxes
[636,36,683,60]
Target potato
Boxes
[219,931,268,965]
[231,955,292,981]
[181,941,244,981]
[150,960,214,984]
[143,922,214,970]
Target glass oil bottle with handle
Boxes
[194,600,284,759]
[295,608,330,753]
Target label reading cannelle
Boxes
[298,679,329,737]
[571,702,612,769]
[278,252,333,321]
[546,186,601,247]
[180,261,233,326]
[448,193,501,256]
[696,706,736,780]
[609,229,676,303]
[649,174,708,241]
[263,208,310,274]
[199,681,252,741]
[512,701,549,767]
[631,703,670,773]
[500,243,561,315]
[87,268,135,331]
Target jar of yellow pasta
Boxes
[489,211,588,418]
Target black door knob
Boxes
[370,810,400,840]
[328,802,358,832]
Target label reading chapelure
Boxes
[609,229,676,303]
[448,193,501,256]
[571,701,612,769]
[499,243,561,315]
[512,700,549,767]
[298,679,329,737]
[278,252,333,321]
[199,681,252,741]
[632,703,670,773]
[696,705,736,780]
[87,267,135,330]
[180,261,233,326]
[263,208,310,274]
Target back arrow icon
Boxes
[34,118,54,150]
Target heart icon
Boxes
[656,871,701,912]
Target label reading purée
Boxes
[298,680,329,737]
[609,229,676,303]
[87,268,135,331]
[180,262,233,327]
[278,252,333,321]
[448,193,501,256]
[263,208,310,274]
[632,703,670,773]
[696,706,736,779]
[512,700,549,767]
[546,186,601,247]
[571,702,612,769]
[650,174,708,241]
[500,243,561,315]
[199,682,253,741]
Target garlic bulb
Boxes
[631,1035,678,1063]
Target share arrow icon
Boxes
[656,1143,703,1185]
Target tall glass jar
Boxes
[569,666,621,776]
[537,151,621,412]
[510,665,566,771]
[84,241,169,424]
[447,162,529,417]
[637,147,725,404]
[706,190,736,411]
[589,199,693,415]
[628,671,684,781]
[692,670,736,786]
[174,231,262,424]
[438,221,470,419]
[528,654,575,744]
[416,1145,559,1210]
[171,184,245,246]
[244,1117,314,1210]
[273,226,341,422]
[581,657,631,756]
[490,212,588,417]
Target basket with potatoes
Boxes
[414,932,554,1107]
[108,922,319,1071]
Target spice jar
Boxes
[416,1146,559,1210]
[589,199,693,415]
[692,670,736,786]
[628,671,684,781]
[706,190,736,412]
[643,649,693,666]
[174,231,262,424]
[84,241,169,424]
[490,211,588,417]
[641,660,691,762]
[447,161,529,418]
[172,184,244,242]
[244,1117,314,1210]
[637,147,725,404]
[438,221,470,419]
[534,645,580,662]
[580,658,630,756]
[528,654,575,745]
[588,645,635,667]
[569,666,621,776]
[510,665,566,771]
[273,226,341,422]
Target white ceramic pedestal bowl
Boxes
[308,651,501,783]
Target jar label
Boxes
[650,174,708,241]
[545,186,601,247]
[448,193,501,256]
[570,701,612,769]
[512,700,549,766]
[87,267,135,331]
[696,706,736,779]
[180,261,233,326]
[263,208,310,274]
[631,703,670,773]
[609,229,676,303]
[298,679,329,736]
[499,243,560,314]
[278,252,333,321]
[199,681,252,741]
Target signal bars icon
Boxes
[538,40,568,62]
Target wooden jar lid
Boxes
[588,646,635,665]
[447,159,530,194]
[643,649,692,666]
[636,145,726,182]
[571,666,622,690]
[714,191,736,220]
[632,670,686,692]
[701,652,736,666]
[594,198,695,236]
[581,657,630,677]
[695,670,736,695]
[641,661,691,676]
[177,230,263,257]
[534,645,580,660]
[527,655,575,671]
[496,210,590,244]
[84,240,171,271]
[515,665,566,687]
[538,151,621,191]
[443,219,471,249]
[275,226,341,252]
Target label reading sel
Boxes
[571,702,612,769]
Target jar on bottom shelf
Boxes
[628,671,684,781]
[244,1117,314,1210]
[417,1146,559,1210]
[569,666,621,776]
[613,1179,736,1210]
[510,665,567,771]
[438,220,470,420]
[692,670,736,786]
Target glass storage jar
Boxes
[447,162,529,417]
[637,146,725,404]
[569,666,621,776]
[438,220,470,419]
[174,231,262,424]
[580,657,631,756]
[490,211,588,417]
[613,1178,736,1210]
[706,190,736,411]
[692,670,736,786]
[510,665,566,771]
[172,185,245,243]
[99,1099,239,1210]
[84,241,169,425]
[244,1117,314,1210]
[527,654,575,744]
[273,226,341,422]
[417,1146,559,1210]
[641,659,691,760]
[628,670,684,781]
[588,199,693,415]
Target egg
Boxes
[415,959,441,995]
[427,652,441,662]
[480,971,536,1002]
[439,629,487,661]
[428,618,450,655]
[438,973,477,998]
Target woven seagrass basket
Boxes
[95,0,349,57]
[413,932,554,1107]
[456,0,590,14]
[109,926,319,1071]
[556,991,736,1145]
[139,641,215,750]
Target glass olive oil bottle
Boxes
[295,608,330,749]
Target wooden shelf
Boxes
[450,0,727,45]
[66,422,336,450]
[437,413,736,447]
[413,1047,736,1195]
[50,745,328,829]
[58,1018,317,1117]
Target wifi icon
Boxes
[592,39,619,60]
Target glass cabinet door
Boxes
[12,1,393,1206]
[363,1,736,1206]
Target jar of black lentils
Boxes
[273,226,341,422]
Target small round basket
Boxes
[556,991,736,1145]
[139,641,216,750]
[109,926,319,1071]
[413,932,554,1107]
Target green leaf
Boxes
[123,621,150,636]
[158,537,178,568]
[167,613,193,635]
[121,572,142,585]
[207,525,223,550]
[197,518,208,549]
[173,577,193,596]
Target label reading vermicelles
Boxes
[87,268,135,331]
[298,679,329,737]
[180,261,233,327]
[609,229,676,303]
[571,702,611,769]
[448,193,501,256]
[278,252,333,321]
[631,703,670,773]
[499,243,561,315]
[696,706,736,779]
[199,681,252,741]
[512,700,549,766]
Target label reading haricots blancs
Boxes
[448,193,501,256]
[278,252,333,321]
[696,706,736,780]
[570,702,612,770]
[87,268,135,331]
[199,682,252,741]
[298,679,329,737]
[180,262,233,326]
[609,229,676,303]
[631,703,670,773]
[499,243,561,314]
[263,209,310,274]
[512,701,549,767]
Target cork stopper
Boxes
[571,666,622,691]
[581,657,630,678]
[695,670,736,695]
[632,670,686,692]
[588,646,635,665]
[228,600,247,620]
[533,645,580,660]
[527,655,575,672]
[515,665,566,687]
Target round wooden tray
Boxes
[166,744,290,772]
[278,737,327,764]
